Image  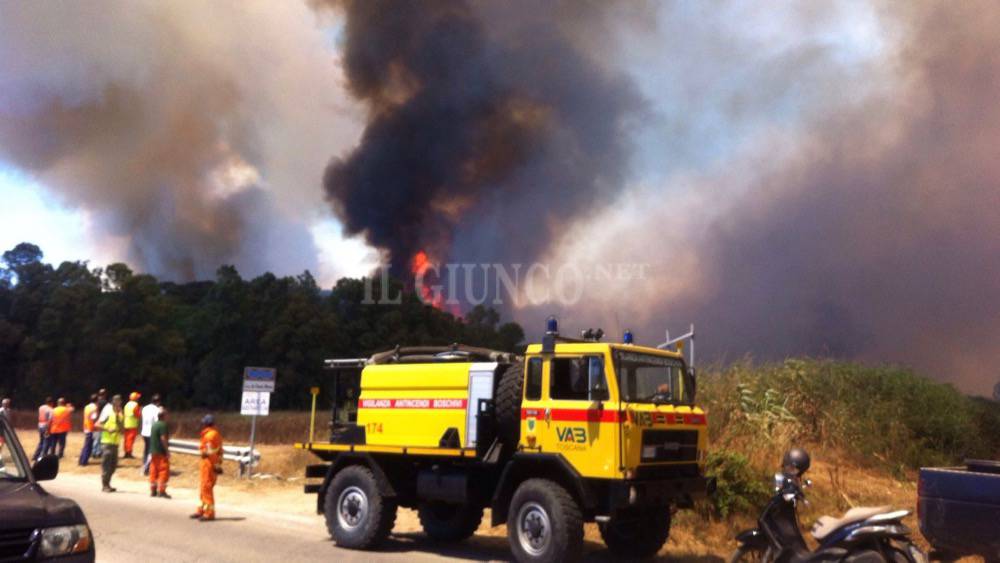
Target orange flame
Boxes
[411,250,444,310]
[411,250,461,316]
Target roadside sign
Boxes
[241,391,270,416]
[243,366,276,392]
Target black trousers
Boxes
[101,445,118,488]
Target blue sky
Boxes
[0,168,99,265]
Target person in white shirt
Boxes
[140,394,161,475]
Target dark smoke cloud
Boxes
[0,2,358,281]
[547,0,1000,395]
[687,0,1000,394]
[322,0,642,274]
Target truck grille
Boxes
[0,528,35,561]
[641,430,698,462]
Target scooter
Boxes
[731,449,926,563]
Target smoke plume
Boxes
[0,1,360,280]
[546,0,1000,395]
[322,0,642,274]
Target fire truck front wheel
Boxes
[418,501,484,542]
[324,465,397,550]
[507,478,583,563]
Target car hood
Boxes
[0,480,86,530]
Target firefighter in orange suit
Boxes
[190,414,222,521]
[122,392,141,458]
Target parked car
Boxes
[919,459,1000,561]
[0,414,95,562]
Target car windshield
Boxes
[0,420,28,480]
[613,350,691,405]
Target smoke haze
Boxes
[0,1,361,280]
[543,0,1000,395]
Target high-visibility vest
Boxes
[50,406,72,434]
[83,403,98,432]
[200,427,223,466]
[37,405,52,428]
[100,409,123,445]
[123,401,140,429]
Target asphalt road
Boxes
[43,473,517,563]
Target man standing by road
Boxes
[148,407,171,499]
[78,394,99,466]
[140,394,161,475]
[48,398,73,458]
[190,414,222,521]
[32,397,53,461]
[95,394,123,492]
[123,391,141,459]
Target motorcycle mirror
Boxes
[773,472,787,491]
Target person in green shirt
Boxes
[148,407,171,499]
[95,394,123,493]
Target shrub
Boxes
[702,449,771,519]
[699,358,1000,470]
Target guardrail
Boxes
[167,439,261,478]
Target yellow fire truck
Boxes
[297,318,712,562]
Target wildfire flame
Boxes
[411,250,444,310]
[411,250,461,316]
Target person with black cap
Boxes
[190,414,222,521]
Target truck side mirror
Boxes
[32,454,59,481]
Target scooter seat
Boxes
[811,506,892,540]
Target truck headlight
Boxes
[39,524,91,558]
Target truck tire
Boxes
[599,509,671,559]
[324,465,397,550]
[507,478,583,563]
[418,501,483,542]
[495,361,524,449]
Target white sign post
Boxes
[242,367,276,478]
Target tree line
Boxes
[0,242,524,410]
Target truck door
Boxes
[539,355,619,479]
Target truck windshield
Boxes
[613,351,691,405]
[0,420,28,480]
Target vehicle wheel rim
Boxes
[337,486,368,530]
[516,502,551,557]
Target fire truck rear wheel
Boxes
[507,478,583,563]
[324,465,397,550]
[418,501,483,542]
[599,509,671,559]
[495,361,524,448]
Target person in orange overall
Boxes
[190,414,222,521]
[147,407,171,499]
[122,392,141,458]
[49,398,74,458]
